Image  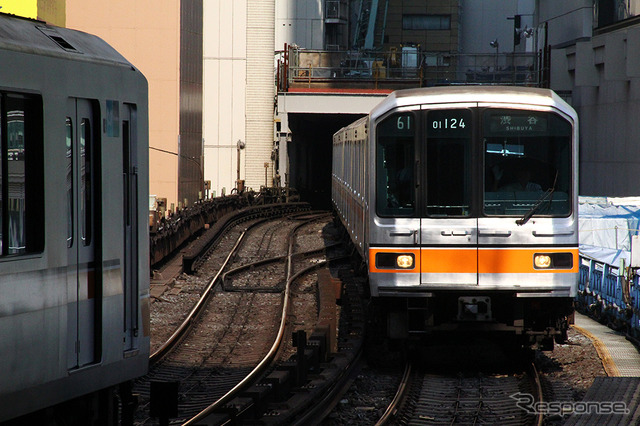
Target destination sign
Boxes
[485,111,549,135]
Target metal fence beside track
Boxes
[149,187,299,268]
[577,255,640,344]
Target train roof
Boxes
[371,86,575,120]
[0,13,134,69]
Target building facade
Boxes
[203,1,247,196]
[1,0,65,26]
[65,0,203,211]
[203,0,276,195]
[541,0,640,196]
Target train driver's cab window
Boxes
[0,93,44,256]
[483,109,572,217]
[376,112,415,217]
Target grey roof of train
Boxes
[371,86,572,119]
[0,13,134,68]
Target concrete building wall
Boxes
[203,0,247,196]
[535,1,592,47]
[384,0,459,51]
[562,28,640,196]
[66,0,181,209]
[37,0,66,25]
[460,0,535,54]
[276,0,324,50]
[539,1,640,196]
[2,0,65,27]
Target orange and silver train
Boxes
[332,86,578,349]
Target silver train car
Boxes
[0,14,149,424]
[332,86,578,348]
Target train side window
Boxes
[0,93,44,256]
[376,112,416,217]
[66,118,73,248]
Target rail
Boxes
[184,214,336,424]
[577,255,640,344]
[375,360,412,426]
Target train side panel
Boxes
[332,116,369,261]
[0,16,149,423]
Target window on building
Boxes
[0,93,44,256]
[402,14,451,31]
[594,0,640,28]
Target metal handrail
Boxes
[278,48,543,90]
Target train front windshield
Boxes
[375,108,573,218]
[483,109,572,217]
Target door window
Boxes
[425,109,472,217]
[80,119,92,246]
[66,118,73,248]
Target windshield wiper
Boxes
[516,172,558,226]
[516,187,555,226]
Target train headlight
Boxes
[375,252,416,270]
[397,255,414,269]
[533,252,574,269]
[534,254,552,268]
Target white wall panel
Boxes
[204,0,247,195]
[233,1,248,55]
[219,0,234,58]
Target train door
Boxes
[420,108,478,286]
[66,98,100,369]
[122,104,139,352]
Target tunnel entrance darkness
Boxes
[288,113,364,209]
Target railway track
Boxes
[144,203,549,425]
[374,352,544,426]
[134,207,366,425]
[140,203,608,426]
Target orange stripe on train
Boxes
[369,247,578,274]
[421,248,478,273]
[477,248,578,274]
